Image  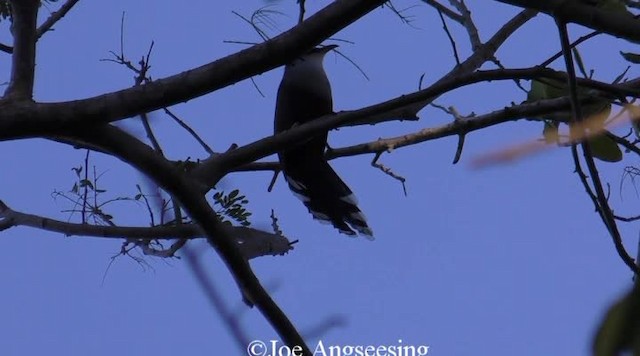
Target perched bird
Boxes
[274,45,373,238]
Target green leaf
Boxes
[527,78,566,102]
[593,285,640,356]
[71,166,82,177]
[621,51,640,64]
[228,189,239,199]
[527,76,612,124]
[589,133,622,162]
[542,121,559,144]
[527,80,547,102]
[79,179,94,190]
[583,101,612,130]
[572,47,587,77]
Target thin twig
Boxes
[267,170,280,192]
[81,149,90,223]
[163,108,215,155]
[437,8,460,65]
[36,0,81,38]
[448,0,481,50]
[556,18,639,274]
[298,0,306,24]
[422,0,464,23]
[371,152,407,196]
[0,42,13,54]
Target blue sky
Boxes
[0,1,637,355]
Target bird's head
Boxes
[288,44,338,70]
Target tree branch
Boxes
[0,0,386,139]
[36,0,81,38]
[5,0,39,100]
[348,8,538,126]
[0,200,291,259]
[494,0,640,43]
[192,66,634,188]
[61,125,311,353]
[556,18,639,274]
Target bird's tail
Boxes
[282,159,373,238]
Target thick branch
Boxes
[62,125,310,353]
[348,9,537,126]
[37,0,81,38]
[556,18,639,274]
[0,0,386,139]
[224,97,580,174]
[494,0,640,42]
[5,0,39,100]
[0,200,291,260]
[192,67,636,187]
[328,97,577,159]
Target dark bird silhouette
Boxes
[274,45,373,238]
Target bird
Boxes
[274,45,373,239]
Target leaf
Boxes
[527,78,566,102]
[542,121,559,144]
[228,189,239,200]
[621,51,640,64]
[79,179,94,190]
[589,133,622,162]
[593,285,640,356]
[582,100,612,133]
[572,47,587,77]
[71,166,82,177]
[528,76,612,125]
[527,80,547,102]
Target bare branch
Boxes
[61,125,310,352]
[448,0,482,50]
[0,200,292,259]
[5,0,39,99]
[494,0,640,43]
[371,152,407,196]
[0,0,388,138]
[345,8,537,126]
[193,65,632,188]
[423,0,464,23]
[163,108,215,155]
[36,0,80,38]
[437,8,461,65]
[298,0,306,24]
[556,18,639,274]
[0,42,13,54]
